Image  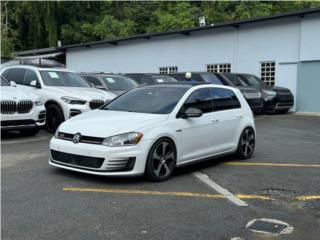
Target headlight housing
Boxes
[34,98,43,106]
[102,132,143,147]
[61,96,87,105]
[262,90,277,100]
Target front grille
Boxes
[17,100,33,113]
[51,150,104,169]
[1,100,33,114]
[57,132,104,145]
[1,100,16,114]
[89,100,104,109]
[278,93,293,102]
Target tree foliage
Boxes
[1,1,319,57]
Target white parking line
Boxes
[193,171,248,207]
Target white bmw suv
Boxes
[1,65,116,132]
[50,83,255,181]
[1,76,46,135]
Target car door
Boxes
[210,87,243,152]
[178,88,215,162]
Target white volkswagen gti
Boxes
[0,65,116,132]
[1,76,46,135]
[50,83,255,181]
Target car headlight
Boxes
[61,96,87,105]
[262,90,277,100]
[34,98,43,106]
[102,132,143,147]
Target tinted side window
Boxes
[6,68,25,84]
[23,69,38,85]
[183,88,213,113]
[83,76,103,87]
[212,88,241,111]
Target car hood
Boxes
[44,87,116,100]
[1,86,38,101]
[271,86,291,93]
[110,90,127,96]
[58,110,168,138]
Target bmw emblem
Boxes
[73,133,81,144]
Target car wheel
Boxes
[46,104,64,133]
[145,138,176,182]
[236,127,255,160]
[20,128,39,136]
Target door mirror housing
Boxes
[10,81,17,87]
[30,80,41,88]
[179,107,203,119]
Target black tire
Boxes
[236,127,255,160]
[20,128,39,136]
[145,138,177,182]
[45,104,64,133]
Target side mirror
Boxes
[30,80,41,88]
[10,81,17,87]
[179,107,203,119]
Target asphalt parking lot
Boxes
[2,114,320,240]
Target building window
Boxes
[207,63,231,73]
[159,66,178,74]
[260,61,275,86]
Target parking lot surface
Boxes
[2,114,320,240]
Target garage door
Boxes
[297,61,320,112]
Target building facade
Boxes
[16,9,320,112]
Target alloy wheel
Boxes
[151,141,175,178]
[241,128,255,157]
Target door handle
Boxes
[236,114,243,119]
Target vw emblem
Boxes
[73,133,81,144]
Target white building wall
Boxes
[66,13,320,111]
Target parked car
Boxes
[1,76,46,135]
[50,83,255,181]
[170,72,264,114]
[125,73,178,85]
[0,66,116,132]
[81,73,138,96]
[235,73,294,113]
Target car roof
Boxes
[136,82,237,91]
[2,65,75,72]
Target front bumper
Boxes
[264,93,294,111]
[1,107,46,130]
[245,98,264,112]
[49,137,152,176]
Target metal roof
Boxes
[15,7,320,57]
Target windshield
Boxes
[223,73,247,86]
[102,75,137,91]
[40,71,90,87]
[1,76,10,86]
[237,74,265,87]
[201,73,224,85]
[102,86,188,114]
[151,75,177,83]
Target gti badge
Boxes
[73,133,81,144]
